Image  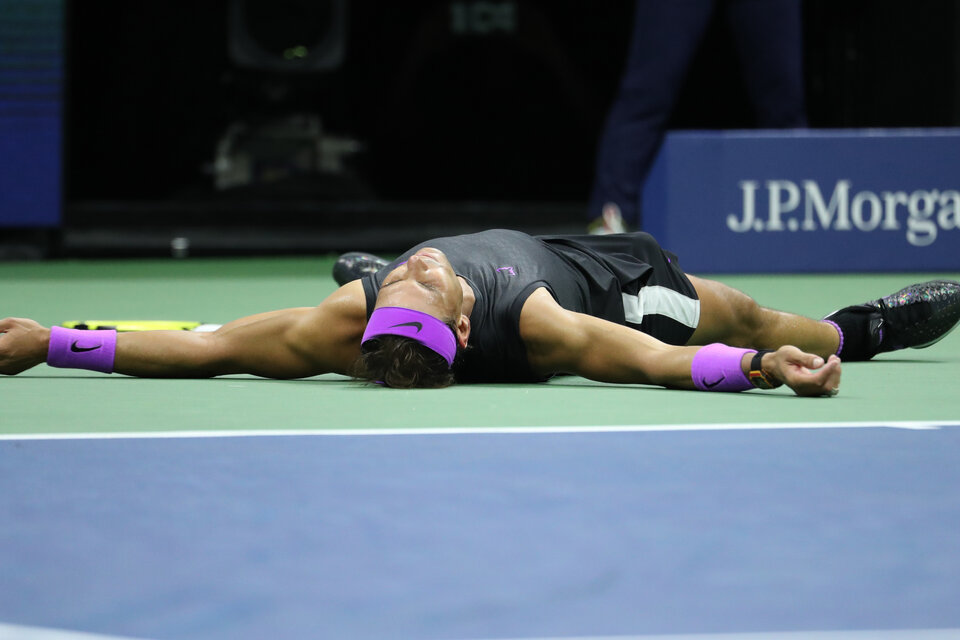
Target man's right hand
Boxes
[0,317,50,375]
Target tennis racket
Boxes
[61,320,222,332]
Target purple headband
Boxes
[361,307,458,367]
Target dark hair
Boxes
[351,332,460,388]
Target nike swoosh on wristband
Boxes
[703,375,725,389]
[70,341,102,353]
[390,321,423,333]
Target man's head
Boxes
[352,248,470,388]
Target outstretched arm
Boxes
[519,288,841,396]
[0,281,368,379]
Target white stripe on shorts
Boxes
[622,285,701,329]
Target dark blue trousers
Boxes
[588,0,807,226]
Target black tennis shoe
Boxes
[869,280,960,353]
[333,251,389,285]
[824,280,960,360]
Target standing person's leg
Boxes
[725,0,807,127]
[588,0,717,231]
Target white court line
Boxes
[475,630,960,640]
[3,627,959,640]
[1,420,958,441]
[0,622,147,640]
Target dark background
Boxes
[60,0,960,254]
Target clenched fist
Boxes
[0,317,50,375]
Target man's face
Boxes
[374,248,463,322]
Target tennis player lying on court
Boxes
[3,230,959,397]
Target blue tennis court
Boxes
[3,422,960,640]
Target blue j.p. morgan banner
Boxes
[641,129,960,273]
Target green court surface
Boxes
[2,256,959,436]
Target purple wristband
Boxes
[691,343,756,392]
[47,326,117,373]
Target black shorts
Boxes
[544,232,700,346]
